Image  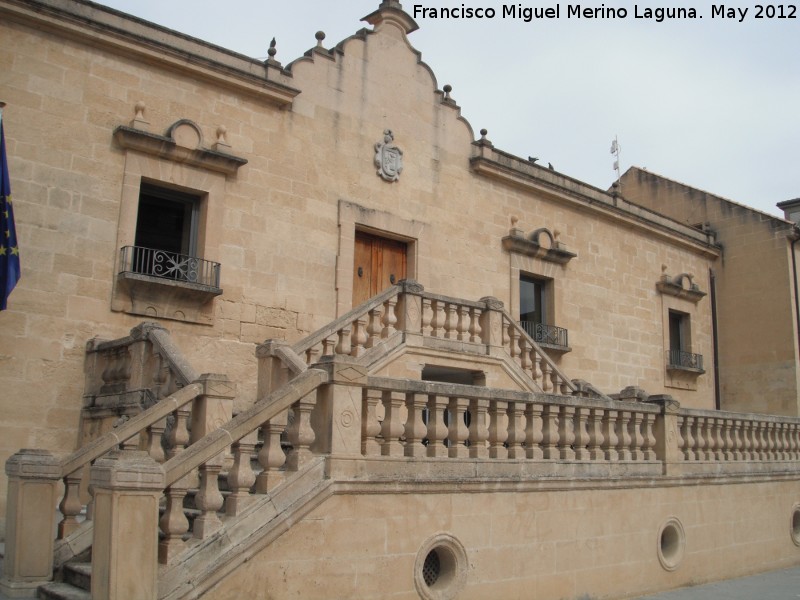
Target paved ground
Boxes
[634,566,800,599]
[1,552,798,600]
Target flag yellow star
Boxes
[10,246,19,256]
[0,245,5,256]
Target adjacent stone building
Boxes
[0,1,798,599]
[619,167,800,416]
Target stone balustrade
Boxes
[274,281,575,396]
[81,323,201,443]
[362,377,661,462]
[677,410,800,463]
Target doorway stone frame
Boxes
[336,199,425,317]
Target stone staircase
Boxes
[37,563,91,600]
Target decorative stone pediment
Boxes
[502,219,576,265]
[656,268,706,303]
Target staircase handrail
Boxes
[499,308,577,394]
[146,325,200,386]
[163,368,329,488]
[60,382,204,478]
[290,285,401,358]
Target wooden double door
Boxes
[353,231,407,307]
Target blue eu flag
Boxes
[1,112,20,310]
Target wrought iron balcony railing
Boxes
[519,321,569,349]
[667,349,704,371]
[119,246,221,289]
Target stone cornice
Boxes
[471,152,721,259]
[0,0,300,107]
[113,126,247,175]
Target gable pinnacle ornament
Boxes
[374,129,403,182]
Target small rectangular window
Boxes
[520,275,547,326]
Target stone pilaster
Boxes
[312,355,367,460]
[647,395,682,475]
[0,449,61,598]
[90,451,164,600]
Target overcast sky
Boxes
[97,0,799,218]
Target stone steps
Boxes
[37,563,91,600]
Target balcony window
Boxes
[667,310,704,372]
[520,275,569,351]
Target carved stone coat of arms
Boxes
[374,129,403,182]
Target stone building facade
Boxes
[0,1,798,599]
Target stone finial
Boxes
[442,84,454,103]
[131,100,149,131]
[214,125,231,152]
[315,31,326,47]
[511,215,519,228]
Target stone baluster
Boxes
[506,401,526,459]
[306,344,321,365]
[361,389,383,456]
[768,423,778,460]
[431,300,445,338]
[58,471,84,538]
[287,393,318,469]
[488,400,509,459]
[456,305,469,341]
[426,395,449,458]
[573,407,590,460]
[322,335,337,357]
[603,410,619,461]
[145,418,168,463]
[531,353,542,388]
[629,412,644,461]
[382,297,398,338]
[444,303,458,339]
[541,405,560,460]
[448,397,471,458]
[366,307,383,349]
[159,477,190,564]
[469,398,490,459]
[781,423,791,460]
[739,420,750,460]
[703,418,717,461]
[381,391,406,457]
[642,413,657,461]
[166,406,191,459]
[681,415,695,461]
[226,431,258,516]
[421,298,433,336]
[788,423,799,460]
[194,457,224,538]
[519,337,532,376]
[616,411,632,461]
[256,412,288,492]
[508,323,520,361]
[558,406,576,460]
[469,307,482,343]
[541,362,553,394]
[713,418,725,461]
[757,422,768,461]
[335,325,352,356]
[351,316,368,357]
[721,419,734,461]
[404,392,429,458]
[525,403,544,460]
[731,419,745,461]
[747,421,759,461]
[587,408,605,461]
[692,417,706,461]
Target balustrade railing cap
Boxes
[90,450,165,490]
[479,296,504,310]
[644,394,680,413]
[398,279,424,293]
[197,373,236,397]
[5,448,61,478]
[130,322,169,340]
[316,354,368,384]
[255,338,291,358]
